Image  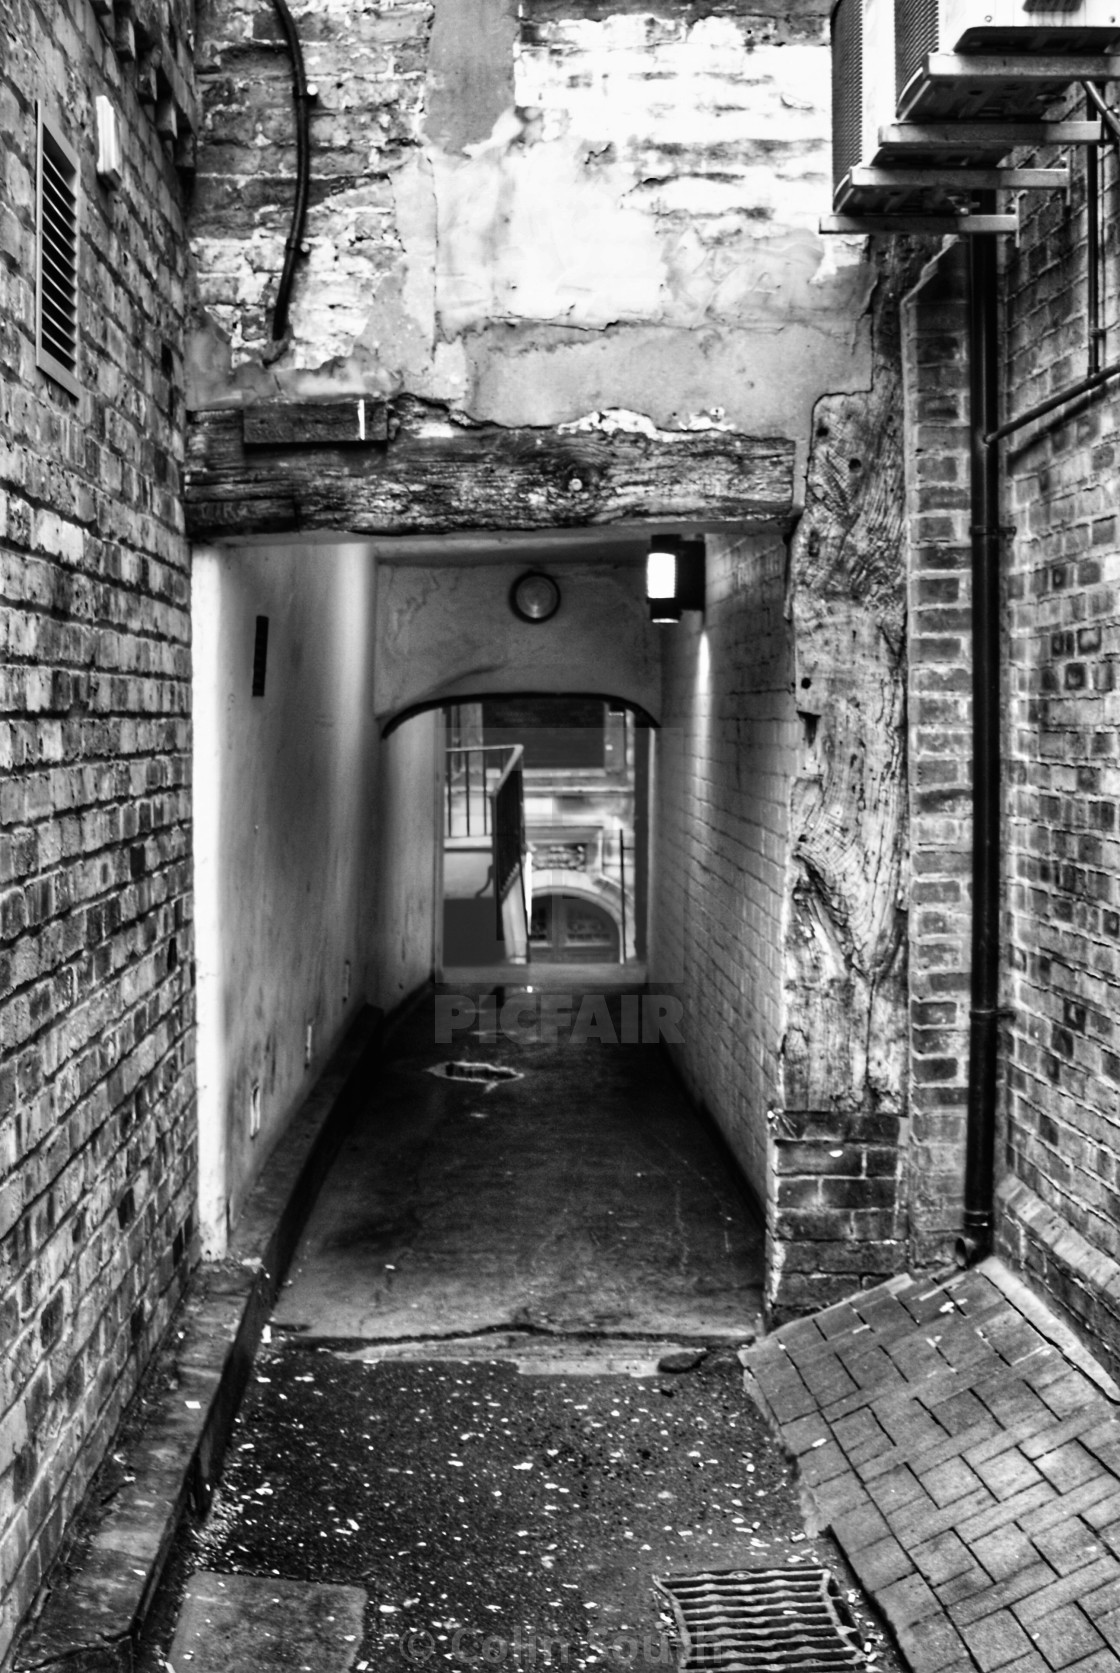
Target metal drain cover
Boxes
[655,1567,865,1670]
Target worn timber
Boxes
[783,246,913,1123]
[185,399,796,540]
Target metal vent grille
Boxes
[831,0,863,192]
[36,109,80,398]
[895,0,940,102]
[655,1567,865,1670]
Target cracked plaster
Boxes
[189,0,872,452]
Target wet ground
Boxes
[140,985,902,1673]
[274,981,764,1343]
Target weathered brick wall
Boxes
[187,0,873,444]
[997,119,1120,1375]
[651,530,798,1212]
[0,0,195,1658]
[901,239,975,1268]
[896,117,1120,1368]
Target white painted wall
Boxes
[192,541,438,1253]
[650,529,798,1201]
[374,559,660,723]
[374,710,443,1011]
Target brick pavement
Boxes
[742,1259,1120,1672]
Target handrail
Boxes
[445,744,521,839]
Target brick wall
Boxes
[650,529,799,1210]
[190,0,432,370]
[896,118,1120,1371]
[997,118,1120,1375]
[901,239,975,1267]
[0,0,195,1658]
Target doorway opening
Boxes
[440,695,649,972]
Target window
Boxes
[36,107,80,397]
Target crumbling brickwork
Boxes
[187,0,872,443]
[0,0,196,1657]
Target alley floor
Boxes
[137,982,900,1673]
[271,975,764,1343]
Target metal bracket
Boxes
[820,209,1019,237]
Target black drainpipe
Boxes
[269,0,313,341]
[958,224,1003,1265]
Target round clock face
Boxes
[510,571,560,623]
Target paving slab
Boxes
[742,1257,1120,1671]
[168,1572,366,1673]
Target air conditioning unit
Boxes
[831,0,1117,211]
[895,0,1120,120]
[832,0,1026,210]
[832,0,895,207]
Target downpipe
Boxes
[957,226,1003,1270]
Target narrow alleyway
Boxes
[138,985,900,1673]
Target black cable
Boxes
[269,0,312,341]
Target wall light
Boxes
[646,535,705,624]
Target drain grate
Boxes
[654,1567,865,1670]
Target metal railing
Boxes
[492,749,526,910]
[444,744,530,955]
[445,744,521,839]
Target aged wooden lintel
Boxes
[186,401,796,539]
[242,399,392,448]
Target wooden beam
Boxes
[242,399,391,447]
[185,400,796,540]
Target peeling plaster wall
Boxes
[189,0,872,453]
[373,560,660,722]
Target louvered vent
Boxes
[36,110,80,398]
[895,0,939,103]
[831,0,863,193]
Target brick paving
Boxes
[743,1259,1120,1672]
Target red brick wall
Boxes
[0,1,195,1656]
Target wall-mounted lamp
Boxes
[95,96,122,189]
[646,535,706,624]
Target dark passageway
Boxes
[273,980,765,1348]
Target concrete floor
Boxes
[274,982,765,1345]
